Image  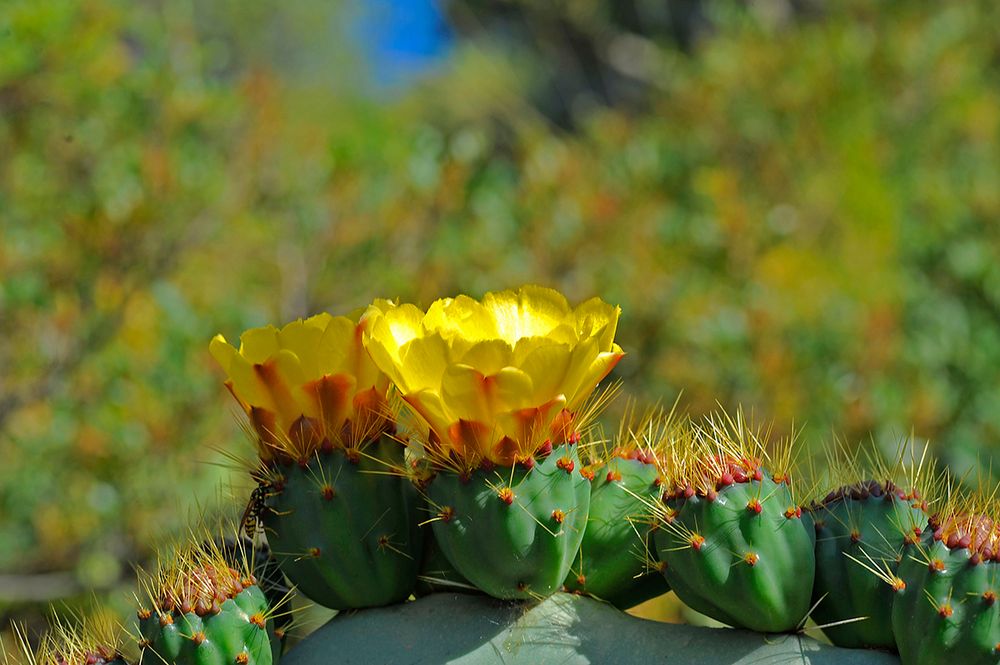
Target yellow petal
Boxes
[209,334,238,372]
[459,339,514,376]
[239,325,280,363]
[398,332,465,393]
[517,341,573,404]
[425,295,498,340]
[403,390,453,448]
[483,285,571,341]
[574,297,621,351]
[566,347,624,410]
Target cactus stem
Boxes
[746,499,762,514]
[192,632,207,646]
[929,558,945,573]
[557,457,575,474]
[236,651,250,664]
[938,603,953,618]
[551,509,566,524]
[984,590,997,606]
[743,552,759,567]
[250,613,266,628]
[689,533,705,551]
[498,487,515,505]
[137,608,151,620]
[321,485,336,500]
[439,506,455,522]
[605,469,620,482]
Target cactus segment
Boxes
[810,481,928,648]
[892,516,1000,664]
[427,443,591,600]
[136,534,282,665]
[564,457,669,609]
[414,529,476,596]
[7,610,134,665]
[655,473,815,632]
[139,585,274,665]
[262,435,423,610]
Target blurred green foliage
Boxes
[2,0,1000,636]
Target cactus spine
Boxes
[136,534,285,665]
[808,441,934,649]
[211,312,423,609]
[563,404,674,608]
[653,411,815,633]
[892,487,1000,664]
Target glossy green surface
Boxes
[139,586,274,665]
[263,437,422,610]
[811,492,926,648]
[428,444,590,599]
[563,457,669,608]
[655,477,816,632]
[892,537,1000,665]
[281,592,900,665]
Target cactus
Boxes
[136,535,285,665]
[808,442,934,649]
[279,592,901,665]
[563,404,674,608]
[259,436,422,609]
[6,610,133,665]
[211,312,423,609]
[362,287,624,600]
[891,488,1000,665]
[426,442,591,599]
[652,411,815,633]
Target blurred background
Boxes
[2,0,999,643]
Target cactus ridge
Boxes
[891,480,1000,664]
[651,408,815,633]
[810,481,928,648]
[6,611,133,665]
[563,402,679,608]
[135,531,284,665]
[261,435,423,610]
[426,442,591,600]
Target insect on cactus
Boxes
[134,528,291,665]
[652,409,816,633]
[562,400,676,609]
[890,479,1000,665]
[210,311,423,610]
[363,286,624,600]
[807,437,937,649]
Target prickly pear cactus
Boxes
[563,456,668,608]
[810,479,929,649]
[280,592,902,665]
[562,406,673,608]
[7,609,134,665]
[653,414,815,633]
[427,443,591,599]
[136,539,281,665]
[211,312,423,609]
[261,436,422,609]
[362,287,624,600]
[892,511,1000,665]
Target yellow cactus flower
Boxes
[364,285,624,467]
[210,311,390,463]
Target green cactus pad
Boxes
[654,474,816,633]
[810,481,927,649]
[892,534,1000,665]
[262,435,422,610]
[414,528,476,596]
[563,457,669,608]
[427,443,590,600]
[280,592,901,665]
[139,585,274,665]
